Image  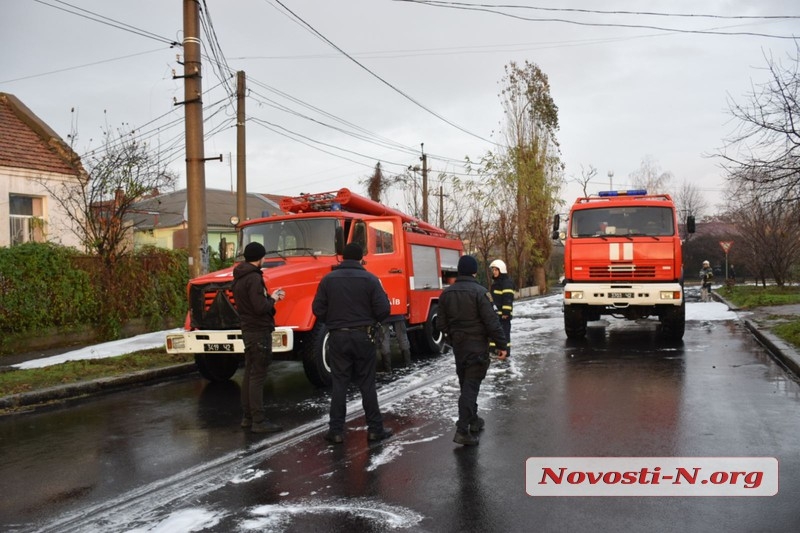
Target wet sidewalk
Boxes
[720,297,800,379]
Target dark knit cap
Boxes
[243,242,267,262]
[457,255,478,275]
[343,243,364,261]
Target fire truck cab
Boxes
[166,188,464,387]
[554,190,694,341]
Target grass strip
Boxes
[0,349,194,397]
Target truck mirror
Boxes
[686,215,696,234]
[552,214,560,231]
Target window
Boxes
[240,218,339,258]
[368,220,395,254]
[9,194,45,245]
[571,206,674,238]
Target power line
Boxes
[32,0,180,46]
[0,48,169,84]
[395,0,800,39]
[395,1,800,21]
[199,0,236,97]
[268,0,498,145]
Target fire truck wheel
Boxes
[301,323,333,388]
[660,303,686,341]
[564,306,587,339]
[412,304,446,355]
[195,354,240,382]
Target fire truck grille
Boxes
[589,265,657,279]
[189,282,240,329]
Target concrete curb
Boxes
[0,363,196,414]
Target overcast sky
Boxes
[3,1,798,216]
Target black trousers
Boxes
[451,336,491,432]
[500,318,511,356]
[241,330,272,423]
[328,329,383,433]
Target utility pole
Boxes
[438,185,445,229]
[236,71,247,225]
[182,0,207,278]
[421,143,428,223]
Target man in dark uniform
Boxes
[437,255,508,446]
[312,243,392,444]
[232,241,285,433]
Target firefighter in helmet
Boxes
[489,259,514,357]
[700,260,714,302]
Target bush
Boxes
[0,243,190,343]
[0,242,98,334]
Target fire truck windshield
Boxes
[240,218,340,258]
[571,206,674,238]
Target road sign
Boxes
[720,241,734,254]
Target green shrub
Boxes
[0,242,99,334]
[0,242,189,343]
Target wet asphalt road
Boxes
[2,293,800,532]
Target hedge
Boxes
[0,243,190,347]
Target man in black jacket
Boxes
[437,255,508,446]
[312,243,392,444]
[232,242,285,434]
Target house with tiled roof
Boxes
[0,92,86,248]
[127,188,285,258]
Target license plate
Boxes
[205,343,233,352]
[609,292,633,299]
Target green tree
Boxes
[479,61,564,292]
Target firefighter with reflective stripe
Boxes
[699,260,714,302]
[489,259,514,357]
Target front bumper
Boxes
[165,327,294,354]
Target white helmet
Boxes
[489,259,507,274]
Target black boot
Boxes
[402,349,412,366]
[453,429,479,446]
[469,416,485,433]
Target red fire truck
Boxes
[166,188,464,386]
[553,190,695,341]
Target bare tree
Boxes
[629,155,673,193]
[673,180,709,241]
[718,42,800,203]
[726,171,800,286]
[574,164,597,198]
[365,162,386,202]
[673,180,708,221]
[33,125,177,265]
